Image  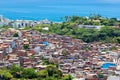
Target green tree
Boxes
[13,33,19,37]
[0,69,13,80]
[115,37,120,43]
[37,70,48,78]
[63,75,73,80]
[110,46,118,51]
[46,65,62,78]
[10,65,23,78]
[22,68,37,79]
[109,18,116,26]
[23,44,29,49]
[65,16,71,22]
[100,26,115,37]
[71,16,80,22]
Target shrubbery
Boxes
[0,65,72,80]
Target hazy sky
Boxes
[0,0,120,4]
[0,0,119,9]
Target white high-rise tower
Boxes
[0,15,3,22]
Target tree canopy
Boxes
[27,15,120,43]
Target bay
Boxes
[0,0,120,21]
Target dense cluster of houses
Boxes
[0,15,51,28]
[0,15,11,26]
[0,28,120,80]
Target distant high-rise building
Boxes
[0,15,3,22]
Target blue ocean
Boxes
[0,0,120,21]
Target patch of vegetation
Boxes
[23,44,29,49]
[110,46,118,51]
[13,33,19,37]
[24,14,120,43]
[0,65,72,80]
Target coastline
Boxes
[0,14,120,22]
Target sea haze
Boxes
[0,0,120,21]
